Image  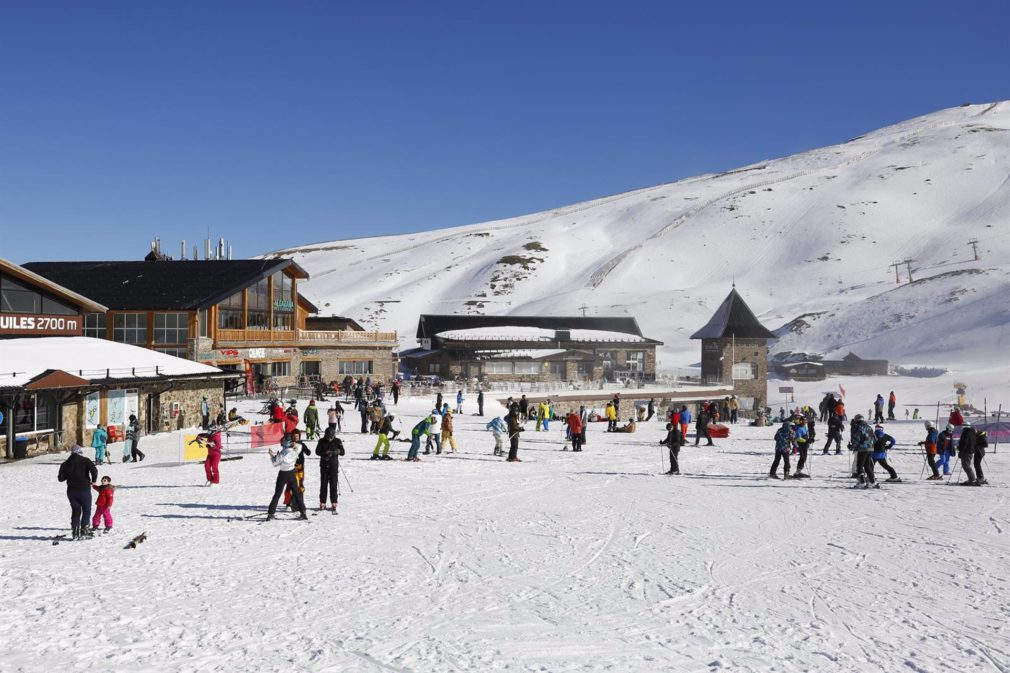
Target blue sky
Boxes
[2,1,1008,263]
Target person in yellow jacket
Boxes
[605,401,617,432]
[441,409,458,453]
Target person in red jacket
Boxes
[270,399,286,424]
[284,404,299,435]
[566,411,584,452]
[198,429,223,486]
[91,476,115,531]
[949,407,964,427]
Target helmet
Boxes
[962,419,971,427]
[853,414,864,422]
[925,421,935,429]
[874,428,885,438]
[945,423,954,432]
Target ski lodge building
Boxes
[0,257,237,459]
[691,287,775,414]
[400,314,663,383]
[24,252,398,392]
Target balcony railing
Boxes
[298,329,398,344]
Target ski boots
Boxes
[926,475,942,481]
[72,527,80,540]
[886,477,902,482]
[380,455,392,460]
[370,455,380,460]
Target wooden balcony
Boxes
[216,328,296,343]
[298,329,398,346]
[214,328,397,348]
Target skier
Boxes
[456,390,464,414]
[477,390,484,416]
[506,409,523,462]
[873,395,885,424]
[435,392,443,415]
[358,401,369,434]
[694,407,714,446]
[424,409,442,455]
[91,475,115,532]
[91,424,108,465]
[566,410,584,452]
[368,401,383,434]
[391,379,400,405]
[197,427,223,486]
[58,445,97,539]
[792,417,811,478]
[282,429,311,510]
[270,399,286,424]
[540,401,551,431]
[372,415,395,460]
[769,421,794,479]
[284,403,299,435]
[957,420,987,486]
[661,422,683,474]
[823,413,844,454]
[936,423,956,476]
[303,400,320,440]
[872,425,900,481]
[126,414,145,462]
[266,435,309,521]
[407,415,433,462]
[850,415,879,488]
[918,421,942,480]
[486,416,506,456]
[518,395,529,421]
[605,401,617,432]
[887,391,896,421]
[646,398,656,422]
[315,428,344,510]
[441,409,458,453]
[679,405,691,440]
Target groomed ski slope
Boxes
[2,393,1008,672]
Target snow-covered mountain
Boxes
[267,101,1010,389]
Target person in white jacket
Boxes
[266,436,309,521]
[424,409,443,455]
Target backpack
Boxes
[976,431,988,451]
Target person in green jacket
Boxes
[303,399,320,440]
[91,425,109,465]
[407,416,432,462]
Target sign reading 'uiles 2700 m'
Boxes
[0,313,83,336]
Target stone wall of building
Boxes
[700,337,768,414]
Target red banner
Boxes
[250,422,284,448]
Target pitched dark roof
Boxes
[22,260,308,311]
[416,314,647,340]
[306,316,364,331]
[690,288,775,340]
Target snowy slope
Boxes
[266,102,1010,396]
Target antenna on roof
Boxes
[578,304,589,317]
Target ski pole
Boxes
[659,442,665,474]
[948,455,962,485]
[339,462,354,493]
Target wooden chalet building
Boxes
[401,314,663,383]
[24,257,398,391]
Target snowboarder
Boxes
[372,415,395,460]
[126,414,145,462]
[823,414,844,454]
[486,416,506,456]
[887,391,896,421]
[91,424,108,465]
[58,445,97,539]
[957,421,987,486]
[506,409,523,462]
[770,422,794,479]
[850,416,879,488]
[407,415,433,462]
[661,422,682,474]
[266,435,309,520]
[918,421,942,480]
[91,475,115,532]
[315,428,344,510]
[303,400,320,440]
[872,426,900,481]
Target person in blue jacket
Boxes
[486,416,506,456]
[456,390,464,414]
[91,424,109,465]
[769,421,795,479]
[792,417,811,478]
[873,425,900,481]
[936,423,956,476]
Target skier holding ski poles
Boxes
[266,435,309,521]
[506,409,524,462]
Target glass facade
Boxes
[218,290,244,330]
[113,313,148,344]
[0,273,76,315]
[338,360,372,375]
[84,313,107,338]
[272,271,294,330]
[247,278,270,330]
[154,313,188,344]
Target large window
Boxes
[199,309,209,338]
[732,362,757,380]
[300,360,321,377]
[13,393,56,432]
[113,313,148,345]
[154,313,188,344]
[338,360,372,375]
[270,361,290,377]
[0,274,76,315]
[155,347,188,359]
[247,278,270,330]
[218,291,244,330]
[84,313,107,338]
[514,362,541,375]
[272,272,294,330]
[484,361,512,375]
[626,351,645,372]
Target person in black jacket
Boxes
[315,428,344,511]
[477,390,484,416]
[823,415,844,454]
[506,410,523,462]
[957,421,987,485]
[660,423,682,474]
[58,445,98,539]
[694,408,714,446]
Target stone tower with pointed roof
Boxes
[690,287,775,415]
